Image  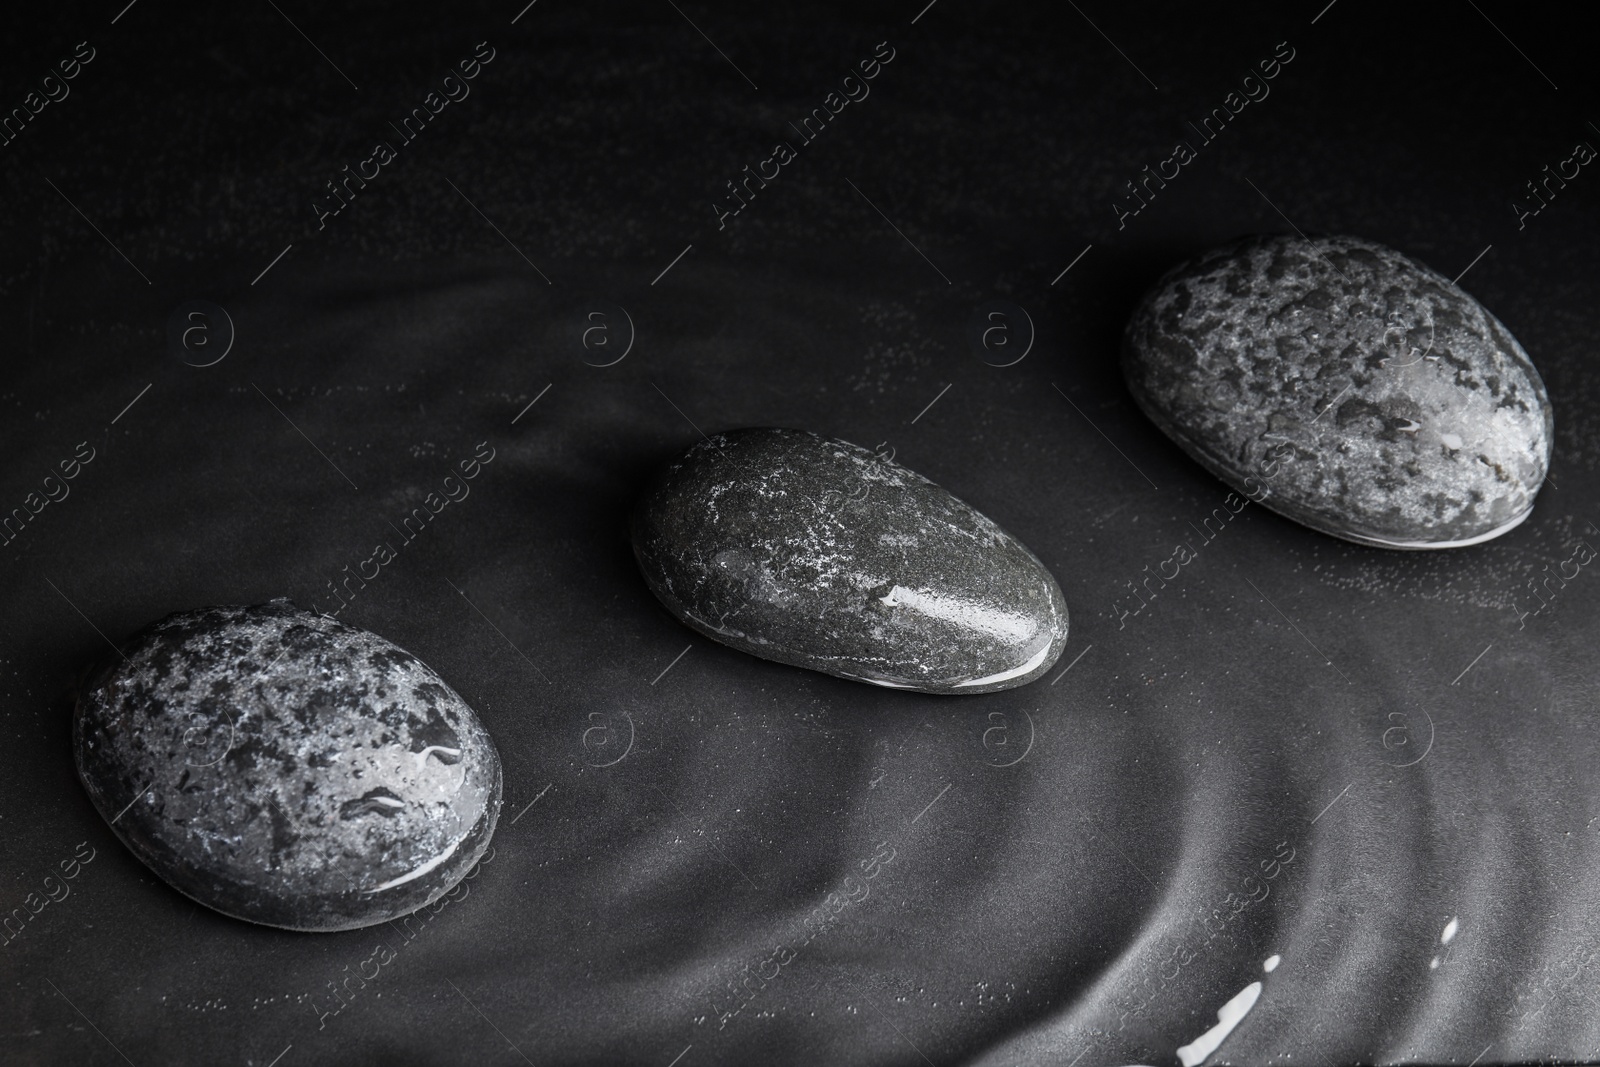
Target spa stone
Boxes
[1123,234,1552,549]
[73,599,502,932]
[631,427,1069,694]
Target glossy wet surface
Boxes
[2,3,1599,1065]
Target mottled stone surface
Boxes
[1123,234,1553,548]
[631,428,1069,693]
[73,600,502,932]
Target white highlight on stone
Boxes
[953,640,1055,688]
[854,675,918,689]
[1263,954,1281,973]
[414,745,462,770]
[1440,433,1464,450]
[1176,981,1263,1067]
[1356,505,1533,549]
[878,584,1036,642]
[364,832,466,893]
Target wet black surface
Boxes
[631,428,1068,693]
[2,2,1600,1065]
[1122,234,1552,549]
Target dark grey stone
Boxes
[631,428,1069,694]
[1123,234,1553,549]
[73,599,502,932]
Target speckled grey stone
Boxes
[1123,234,1553,549]
[73,600,502,932]
[631,428,1069,694]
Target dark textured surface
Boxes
[1123,234,1553,549]
[3,2,1600,1066]
[631,428,1069,694]
[73,600,502,932]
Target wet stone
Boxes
[1123,234,1553,549]
[631,427,1069,694]
[73,599,502,932]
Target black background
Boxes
[2,2,1599,1064]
